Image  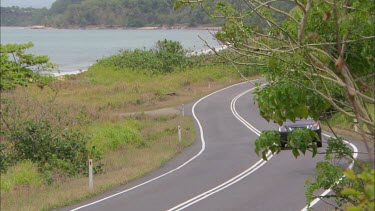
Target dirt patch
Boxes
[117,107,181,117]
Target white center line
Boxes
[167,87,272,211]
[70,82,249,210]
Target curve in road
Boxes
[167,87,272,211]
[69,81,260,211]
[65,82,358,211]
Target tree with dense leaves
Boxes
[176,0,374,210]
[0,42,55,90]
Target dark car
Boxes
[278,118,322,148]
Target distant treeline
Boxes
[1,0,211,28]
[1,0,294,28]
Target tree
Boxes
[0,7,49,26]
[0,42,56,90]
[176,0,374,210]
[1,0,215,28]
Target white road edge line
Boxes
[167,86,359,211]
[300,134,358,211]
[167,87,273,211]
[70,82,251,211]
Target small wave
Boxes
[187,45,228,57]
[52,68,88,76]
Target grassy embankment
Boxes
[1,47,256,210]
[321,98,374,140]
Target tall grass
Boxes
[328,113,353,129]
[89,120,146,153]
[52,63,242,114]
[323,103,374,136]
[0,44,251,210]
[1,161,43,193]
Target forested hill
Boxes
[1,0,211,28]
[1,0,295,28]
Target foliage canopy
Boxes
[0,42,55,90]
[177,0,375,209]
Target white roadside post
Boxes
[182,104,185,117]
[178,126,181,142]
[354,118,358,132]
[88,159,93,191]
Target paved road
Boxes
[62,82,360,211]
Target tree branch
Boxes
[298,0,312,44]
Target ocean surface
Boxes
[1,27,220,75]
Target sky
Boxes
[1,0,56,8]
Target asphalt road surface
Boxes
[62,81,360,211]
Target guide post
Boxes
[89,159,93,191]
[178,126,181,142]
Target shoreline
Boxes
[2,26,225,78]
[52,69,88,77]
[49,46,223,77]
[53,45,228,77]
[1,25,222,31]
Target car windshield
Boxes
[285,117,313,122]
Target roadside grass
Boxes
[367,103,374,119]
[327,112,353,129]
[0,114,195,211]
[0,161,44,193]
[0,58,250,210]
[321,103,374,140]
[89,120,146,153]
[1,61,252,118]
[52,64,245,113]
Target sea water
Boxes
[1,27,220,75]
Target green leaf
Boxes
[365,184,375,199]
[292,149,300,158]
[344,170,356,180]
[341,188,362,196]
[346,207,361,211]
[262,151,268,161]
[312,146,317,157]
[254,130,281,161]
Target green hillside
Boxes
[1,0,212,28]
[1,0,294,28]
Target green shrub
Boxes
[153,39,191,73]
[1,160,43,192]
[154,39,185,54]
[2,120,102,176]
[97,39,192,74]
[1,96,103,177]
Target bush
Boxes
[2,119,102,176]
[97,39,192,74]
[0,97,103,178]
